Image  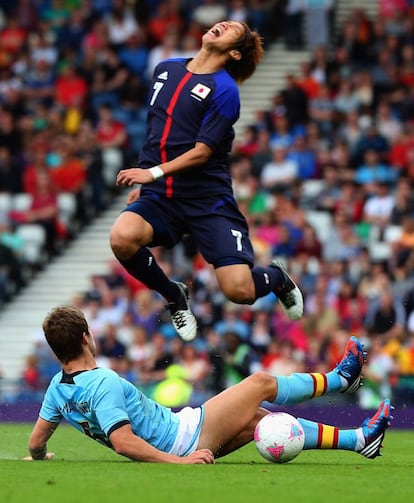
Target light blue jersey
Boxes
[39,367,180,452]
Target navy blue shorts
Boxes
[122,190,254,268]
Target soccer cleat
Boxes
[335,336,367,393]
[166,281,198,341]
[357,399,392,459]
[270,260,304,320]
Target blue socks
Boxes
[273,370,346,405]
[297,418,362,451]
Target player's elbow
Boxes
[28,442,46,460]
[110,433,134,459]
[194,142,213,164]
[113,443,129,457]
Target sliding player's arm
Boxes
[25,417,58,460]
[109,423,214,464]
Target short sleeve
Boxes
[196,81,240,150]
[39,387,63,424]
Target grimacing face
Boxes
[203,21,246,53]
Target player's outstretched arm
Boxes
[109,424,214,464]
[24,417,58,460]
[116,142,213,187]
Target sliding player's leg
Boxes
[197,337,366,457]
[298,399,392,459]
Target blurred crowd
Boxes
[1,1,414,410]
[0,0,284,305]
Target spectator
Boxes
[127,325,153,373]
[280,73,309,126]
[146,0,184,47]
[284,0,305,50]
[11,168,60,255]
[118,30,149,79]
[88,46,129,114]
[393,331,414,406]
[55,62,88,110]
[287,134,317,180]
[103,0,139,49]
[362,181,395,234]
[355,149,397,188]
[391,178,414,225]
[223,330,253,387]
[98,322,126,359]
[191,0,227,30]
[260,144,298,191]
[303,0,333,49]
[214,302,250,341]
[140,332,175,385]
[0,145,24,193]
[129,288,162,336]
[294,221,322,259]
[364,289,406,343]
[376,99,403,144]
[178,343,210,389]
[308,83,334,135]
[359,336,395,409]
[146,28,181,81]
[389,215,414,269]
[355,124,389,163]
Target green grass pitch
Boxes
[0,424,413,503]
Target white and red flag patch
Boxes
[191,83,211,99]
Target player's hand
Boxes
[127,188,141,204]
[24,452,55,461]
[117,168,154,187]
[180,449,215,464]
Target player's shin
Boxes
[118,247,179,301]
[297,418,364,452]
[272,370,344,405]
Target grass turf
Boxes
[0,424,413,503]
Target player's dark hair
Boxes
[42,306,89,364]
[226,22,264,83]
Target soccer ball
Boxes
[254,412,305,463]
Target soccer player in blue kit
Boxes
[110,20,303,341]
[26,306,391,463]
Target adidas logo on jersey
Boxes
[157,71,168,80]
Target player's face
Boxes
[203,21,245,51]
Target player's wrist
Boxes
[149,165,164,181]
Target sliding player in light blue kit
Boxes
[26,306,391,463]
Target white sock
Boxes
[354,428,365,451]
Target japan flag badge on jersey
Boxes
[191,83,211,99]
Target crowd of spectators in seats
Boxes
[2,1,414,410]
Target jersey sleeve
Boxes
[196,81,240,150]
[39,385,63,424]
[92,372,131,436]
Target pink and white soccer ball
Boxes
[254,412,305,463]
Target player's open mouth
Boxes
[209,26,222,37]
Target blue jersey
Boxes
[39,368,179,452]
[139,58,240,198]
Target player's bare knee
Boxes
[222,284,255,304]
[110,226,139,258]
[250,371,276,395]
